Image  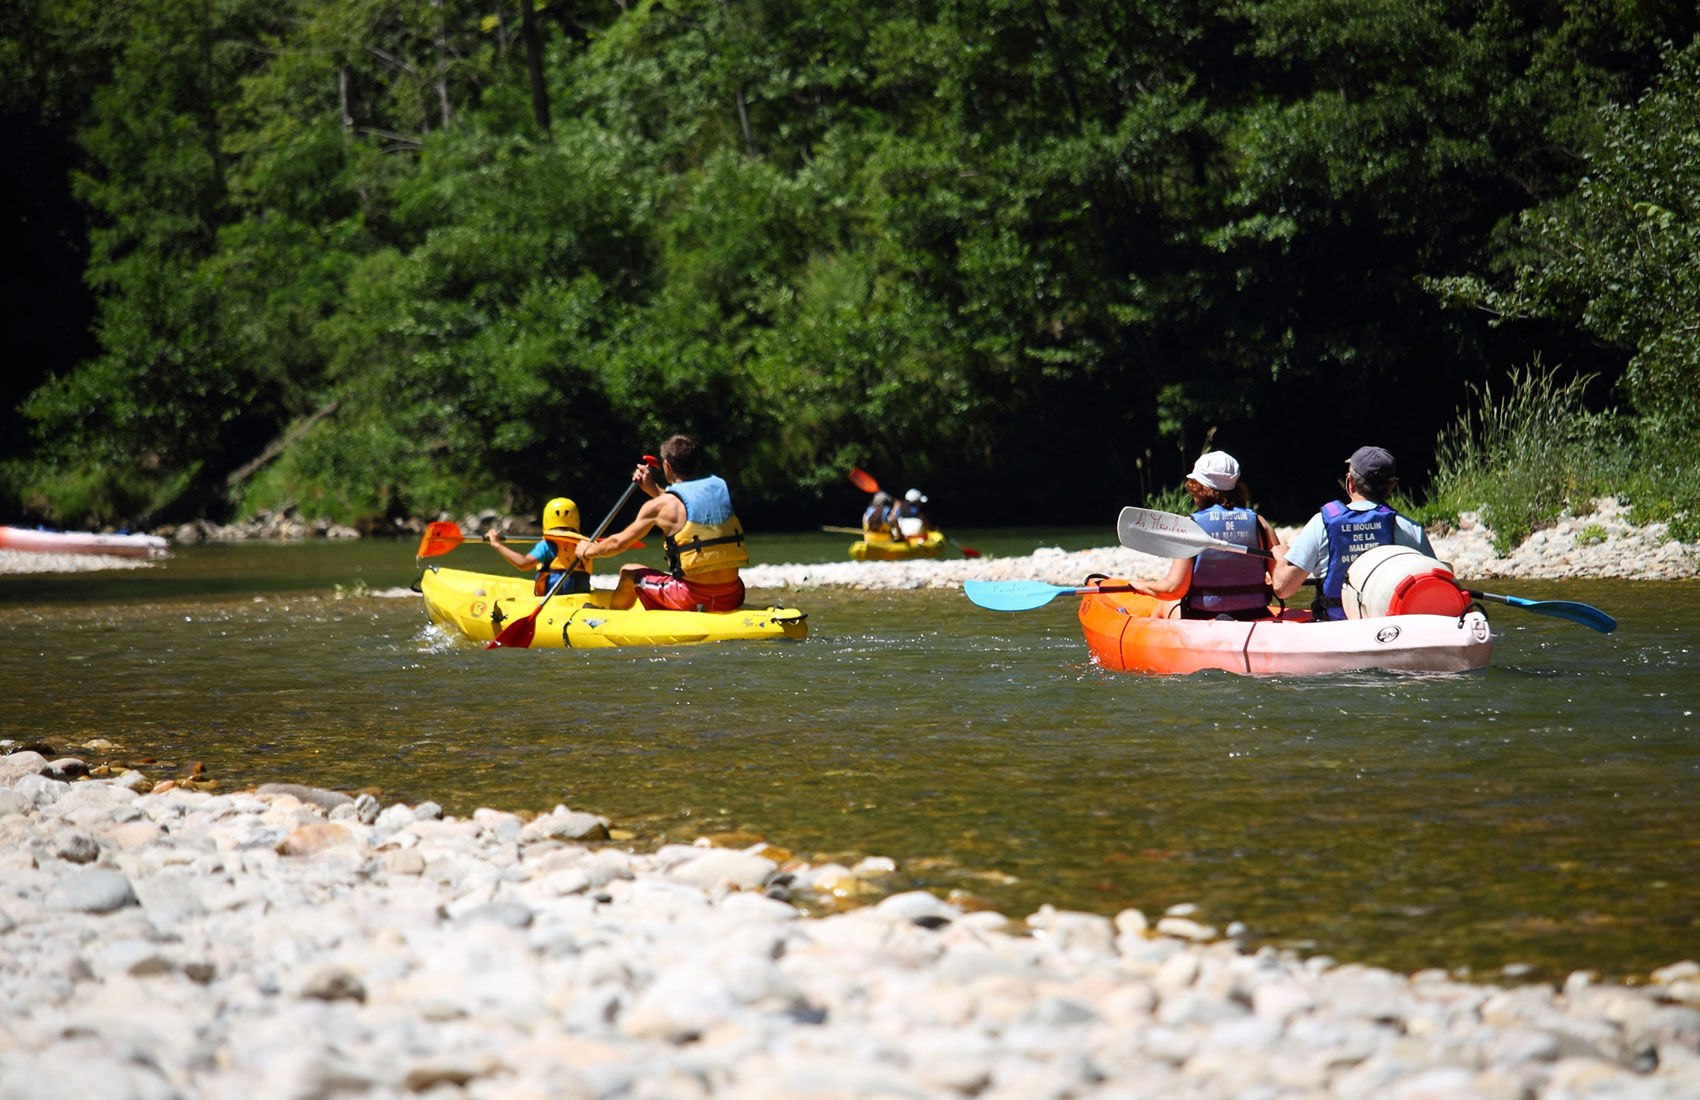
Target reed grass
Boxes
[1419,362,1634,554]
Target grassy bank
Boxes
[1409,363,1700,553]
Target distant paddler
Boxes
[571,434,748,612]
[483,496,593,596]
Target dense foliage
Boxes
[2,0,1696,530]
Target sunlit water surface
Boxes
[1,532,1696,981]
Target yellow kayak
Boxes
[849,530,946,561]
[419,566,807,649]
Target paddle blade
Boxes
[1115,506,1272,560]
[848,467,880,494]
[485,613,538,649]
[1468,590,1617,633]
[416,521,465,558]
[964,580,1070,612]
[957,543,982,559]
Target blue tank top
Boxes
[1187,506,1271,616]
[1319,500,1398,618]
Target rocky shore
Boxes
[5,497,1690,583]
[3,747,1698,1100]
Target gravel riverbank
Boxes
[3,751,1698,1100]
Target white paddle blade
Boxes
[1115,506,1274,560]
[1115,507,1218,558]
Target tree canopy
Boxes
[3,0,1695,528]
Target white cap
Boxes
[1186,450,1241,491]
[905,488,928,504]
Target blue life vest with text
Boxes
[1319,500,1398,618]
[1186,506,1272,616]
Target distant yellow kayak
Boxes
[849,530,946,561]
[419,566,807,649]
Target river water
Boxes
[2,532,1696,982]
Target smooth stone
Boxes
[874,891,958,923]
[275,822,356,856]
[0,789,29,816]
[383,849,426,876]
[94,939,175,978]
[521,809,611,843]
[661,848,776,890]
[45,757,88,781]
[298,965,366,1002]
[55,833,100,864]
[131,871,207,929]
[458,901,534,929]
[0,750,50,784]
[13,773,69,807]
[255,782,354,813]
[45,870,138,913]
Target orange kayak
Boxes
[1078,581,1492,676]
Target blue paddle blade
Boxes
[1504,596,1617,633]
[1467,589,1617,633]
[963,580,1071,612]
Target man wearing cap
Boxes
[1134,450,1280,620]
[1272,446,1434,620]
[892,488,931,539]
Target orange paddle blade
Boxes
[848,467,880,493]
[416,521,466,558]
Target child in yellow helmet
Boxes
[483,497,593,595]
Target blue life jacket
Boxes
[664,475,748,578]
[1186,506,1271,618]
[862,503,892,528]
[1318,500,1398,619]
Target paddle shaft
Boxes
[487,456,658,648]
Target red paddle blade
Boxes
[959,546,982,558]
[848,467,880,493]
[416,522,465,558]
[485,613,538,649]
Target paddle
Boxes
[1115,506,1275,561]
[486,456,660,649]
[964,579,1138,612]
[848,467,982,557]
[820,525,870,536]
[1115,506,1617,633]
[416,521,640,559]
[1462,589,1617,633]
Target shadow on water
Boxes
[1,536,1697,981]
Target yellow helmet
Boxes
[541,497,580,533]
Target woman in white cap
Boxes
[892,487,931,539]
[1132,451,1281,620]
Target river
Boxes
[1,532,1695,982]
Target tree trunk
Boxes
[518,0,551,138]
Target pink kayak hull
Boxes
[0,526,170,559]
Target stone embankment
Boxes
[3,748,1698,1100]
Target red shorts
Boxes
[631,568,746,612]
